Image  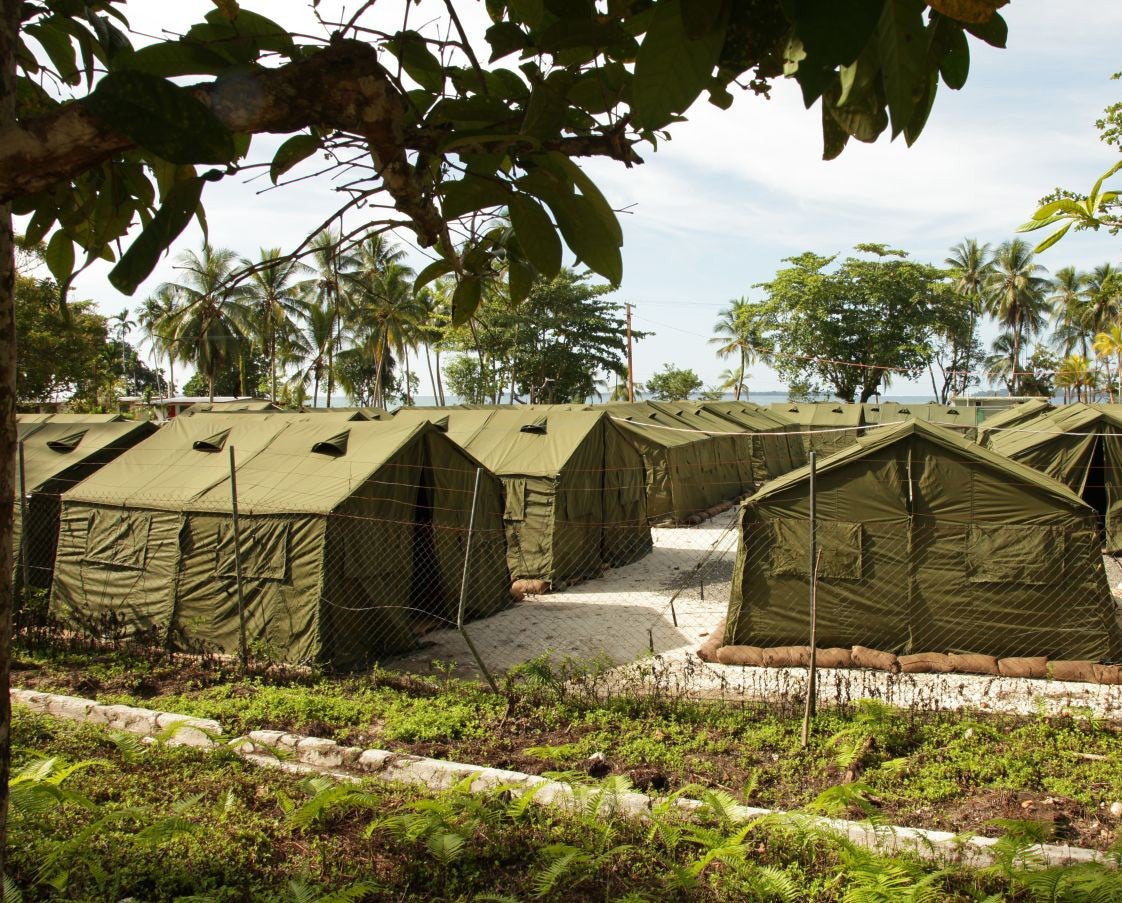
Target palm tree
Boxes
[242,247,311,402]
[1082,263,1122,334]
[984,333,1017,394]
[1048,266,1090,357]
[110,307,136,393]
[1055,354,1095,403]
[945,239,992,395]
[344,234,417,407]
[709,298,765,401]
[1093,325,1122,403]
[302,230,357,408]
[295,300,336,409]
[138,285,181,397]
[162,243,252,403]
[983,239,1050,395]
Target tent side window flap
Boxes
[503,477,526,522]
[83,509,151,570]
[769,519,863,580]
[216,520,290,581]
[965,523,1058,586]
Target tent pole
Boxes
[801,451,818,748]
[457,467,499,692]
[228,445,248,671]
[17,439,28,607]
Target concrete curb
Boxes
[11,687,1110,869]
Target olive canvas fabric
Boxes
[726,420,1121,661]
[50,414,510,667]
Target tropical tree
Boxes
[1055,354,1096,403]
[945,239,992,395]
[982,240,1050,395]
[1048,266,1090,357]
[137,285,181,397]
[295,300,337,409]
[302,230,357,408]
[242,247,311,402]
[647,364,702,401]
[709,298,766,401]
[1093,325,1122,402]
[162,244,252,403]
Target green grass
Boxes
[15,643,1122,849]
[8,708,1066,902]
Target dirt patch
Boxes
[886,789,1117,850]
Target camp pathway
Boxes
[389,509,738,678]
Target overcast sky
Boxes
[51,1,1122,398]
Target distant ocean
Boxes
[309,391,990,408]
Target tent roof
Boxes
[191,418,469,514]
[863,402,971,428]
[698,401,799,433]
[187,399,286,413]
[392,407,617,476]
[17,412,127,423]
[768,401,864,428]
[747,418,1091,512]
[976,398,1053,433]
[16,420,156,494]
[986,402,1122,459]
[64,411,366,510]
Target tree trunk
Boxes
[435,348,444,405]
[1011,322,1022,396]
[168,353,175,397]
[0,1,18,873]
[423,343,437,404]
[312,372,319,409]
[238,352,246,397]
[269,315,277,402]
[208,372,215,404]
[736,350,745,401]
[404,345,411,405]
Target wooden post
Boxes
[801,451,818,748]
[228,445,248,670]
[625,302,635,403]
[457,468,499,692]
[17,439,27,599]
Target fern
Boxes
[287,779,381,831]
[806,782,878,819]
[531,844,588,897]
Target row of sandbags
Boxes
[697,625,1122,685]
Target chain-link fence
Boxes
[13,416,1122,715]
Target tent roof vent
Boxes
[47,430,87,452]
[430,415,449,432]
[520,416,547,434]
[830,406,843,413]
[897,407,911,414]
[193,429,230,452]
[312,429,350,457]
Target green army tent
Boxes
[725,420,1121,661]
[984,402,1122,553]
[644,402,753,499]
[187,399,288,413]
[596,402,720,522]
[768,402,865,457]
[51,414,510,667]
[862,403,977,440]
[393,407,651,583]
[14,420,157,590]
[696,401,808,480]
[976,399,1055,446]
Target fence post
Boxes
[801,451,818,748]
[17,439,29,605]
[457,467,499,693]
[228,445,248,670]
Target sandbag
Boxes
[1093,664,1122,685]
[948,653,1000,675]
[1050,660,1098,683]
[813,647,852,669]
[512,578,549,596]
[762,645,811,668]
[997,657,1049,679]
[851,646,899,672]
[696,618,726,663]
[898,652,954,674]
[716,645,766,666]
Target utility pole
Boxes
[625,302,634,403]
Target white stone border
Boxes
[11,687,1111,870]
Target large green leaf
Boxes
[117,41,233,78]
[414,258,456,293]
[549,154,623,245]
[936,21,969,89]
[508,257,534,304]
[521,71,574,140]
[781,0,886,67]
[508,193,562,277]
[451,276,483,325]
[109,177,205,295]
[45,231,74,286]
[442,175,513,220]
[384,31,444,93]
[270,134,319,184]
[632,0,727,130]
[86,71,236,164]
[877,0,928,138]
[962,9,1007,47]
[25,20,80,85]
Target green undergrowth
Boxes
[15,644,1122,850]
[15,708,1122,902]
